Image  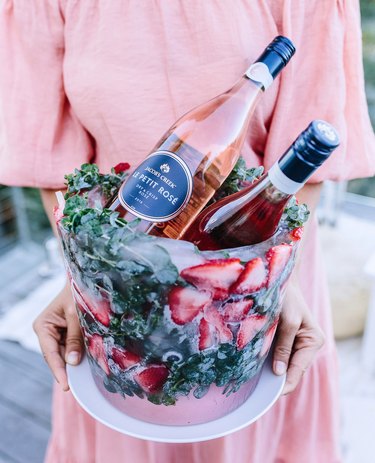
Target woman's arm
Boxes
[273,183,325,394]
[40,189,60,236]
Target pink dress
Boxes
[0,1,374,462]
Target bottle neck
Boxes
[204,174,290,233]
[244,62,274,90]
[262,181,292,203]
[268,161,305,195]
[229,74,264,107]
[237,174,292,207]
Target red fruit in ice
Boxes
[53,205,64,222]
[198,318,216,350]
[88,334,110,375]
[204,306,233,343]
[135,365,169,393]
[81,292,112,327]
[180,258,244,300]
[260,321,278,357]
[221,299,254,322]
[266,244,293,287]
[168,286,211,325]
[290,227,304,242]
[230,258,267,295]
[114,162,131,174]
[111,347,141,370]
[90,299,112,327]
[236,314,268,350]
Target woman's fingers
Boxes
[282,325,325,394]
[282,349,312,395]
[64,303,84,366]
[272,313,300,376]
[272,276,325,394]
[33,316,70,391]
[32,283,74,392]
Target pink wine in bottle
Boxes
[182,120,340,250]
[107,36,295,239]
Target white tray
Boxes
[67,354,285,443]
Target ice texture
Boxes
[58,219,297,425]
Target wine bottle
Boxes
[107,36,295,238]
[182,120,340,250]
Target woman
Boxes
[0,1,374,462]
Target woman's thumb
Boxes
[65,305,84,366]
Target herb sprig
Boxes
[211,157,264,203]
[64,163,129,199]
[283,197,310,230]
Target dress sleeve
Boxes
[0,0,94,188]
[253,0,375,182]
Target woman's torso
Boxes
[62,0,284,171]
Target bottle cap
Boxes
[297,120,340,164]
[255,36,296,79]
[277,120,340,184]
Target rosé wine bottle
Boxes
[182,120,340,250]
[107,36,295,238]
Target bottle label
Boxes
[118,150,193,222]
[268,162,304,195]
[245,63,273,89]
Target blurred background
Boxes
[0,1,375,462]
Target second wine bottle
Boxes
[182,120,340,250]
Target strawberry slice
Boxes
[81,292,112,327]
[221,299,254,322]
[204,306,233,343]
[53,205,64,222]
[114,162,131,174]
[168,286,211,325]
[290,227,304,242]
[88,334,110,375]
[230,258,267,295]
[236,314,268,350]
[266,244,293,287]
[135,365,169,393]
[198,318,216,350]
[260,321,278,357]
[111,347,141,370]
[180,258,244,300]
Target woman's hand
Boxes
[273,276,325,395]
[33,281,83,391]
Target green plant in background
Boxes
[22,188,51,234]
[361,0,375,123]
[360,0,375,19]
[347,0,375,198]
[0,186,51,253]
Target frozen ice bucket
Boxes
[58,219,297,426]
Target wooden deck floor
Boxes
[0,340,52,463]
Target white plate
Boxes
[67,354,285,443]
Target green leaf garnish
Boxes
[283,197,310,230]
[64,163,128,199]
[211,157,264,203]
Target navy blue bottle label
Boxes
[118,150,193,222]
